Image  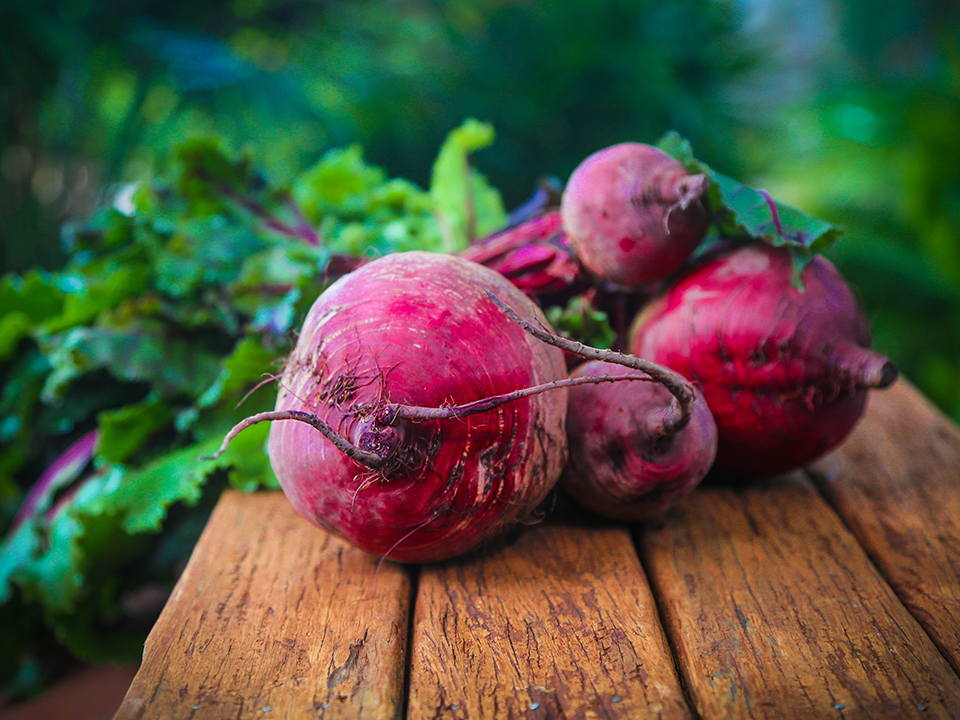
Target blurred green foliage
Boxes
[2,0,959,419]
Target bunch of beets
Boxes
[213,142,899,563]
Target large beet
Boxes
[264,252,570,562]
[629,243,898,477]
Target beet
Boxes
[629,242,898,478]
[208,252,574,562]
[270,252,579,562]
[561,361,717,521]
[560,142,709,288]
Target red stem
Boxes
[11,429,98,532]
[383,373,654,421]
[486,292,697,434]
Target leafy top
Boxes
[658,131,843,280]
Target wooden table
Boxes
[113,380,960,719]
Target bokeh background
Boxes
[3,0,959,419]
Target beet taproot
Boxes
[561,361,717,520]
[560,142,709,288]
[629,242,898,477]
[253,252,574,562]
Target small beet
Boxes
[629,242,898,477]
[562,361,717,521]
[560,142,709,288]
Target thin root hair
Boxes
[485,291,697,434]
[236,372,284,409]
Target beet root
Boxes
[629,242,898,478]
[262,252,570,562]
[561,361,717,521]
[560,142,709,288]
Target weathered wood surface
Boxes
[113,491,412,720]
[809,380,960,675]
[408,522,691,719]
[638,473,960,719]
[111,380,960,719]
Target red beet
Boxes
[629,242,898,478]
[249,252,575,562]
[562,361,717,521]
[560,142,709,288]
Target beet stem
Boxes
[486,292,697,434]
[757,189,785,238]
[11,429,99,533]
[204,410,386,468]
[386,373,655,421]
[664,174,708,235]
[284,195,322,246]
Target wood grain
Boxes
[113,491,412,720]
[638,474,960,720]
[407,521,692,719]
[809,380,960,673]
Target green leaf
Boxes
[97,393,174,465]
[0,430,98,604]
[709,171,844,254]
[292,146,445,256]
[429,119,507,252]
[172,137,259,217]
[0,271,65,359]
[232,242,325,294]
[293,144,388,219]
[657,131,844,265]
[0,349,50,486]
[545,298,617,350]
[110,438,228,534]
[16,435,227,614]
[656,130,698,168]
[41,264,153,337]
[196,333,281,411]
[18,507,88,612]
[229,243,327,330]
[151,220,270,299]
[0,521,43,605]
[40,325,224,404]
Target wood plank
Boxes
[407,519,692,719]
[809,380,960,673]
[113,491,412,720]
[637,474,960,720]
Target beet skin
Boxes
[560,142,709,288]
[267,252,569,563]
[629,243,898,478]
[562,361,717,520]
